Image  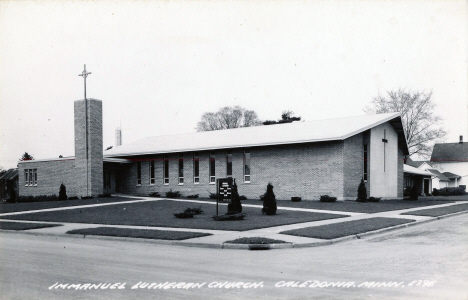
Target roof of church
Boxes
[104,112,408,158]
[403,164,433,176]
[405,158,431,168]
[430,142,468,162]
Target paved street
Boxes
[0,213,467,300]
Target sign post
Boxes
[216,177,233,215]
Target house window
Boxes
[136,161,141,185]
[178,153,184,184]
[226,150,232,177]
[25,169,37,186]
[193,152,199,184]
[363,144,368,181]
[244,149,250,182]
[33,169,37,186]
[209,151,215,183]
[164,155,169,184]
[29,169,33,186]
[149,160,155,184]
[25,170,29,186]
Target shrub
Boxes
[6,190,17,203]
[291,197,302,202]
[368,197,381,202]
[174,211,195,218]
[357,178,367,202]
[98,193,112,198]
[212,213,245,221]
[166,190,181,198]
[228,180,242,214]
[259,194,265,201]
[148,192,160,197]
[209,192,218,199]
[403,187,411,197]
[436,187,466,196]
[432,188,439,196]
[58,183,68,200]
[261,183,277,215]
[81,196,93,200]
[184,207,203,215]
[239,195,247,200]
[320,195,337,202]
[68,196,79,200]
[186,194,199,199]
[410,185,419,200]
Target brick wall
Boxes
[117,141,345,200]
[18,159,78,197]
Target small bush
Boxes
[410,185,419,200]
[68,196,79,200]
[228,180,242,214]
[212,213,245,221]
[291,197,302,202]
[184,207,203,215]
[320,195,337,202]
[239,195,247,200]
[58,183,68,201]
[16,195,58,203]
[148,192,161,197]
[174,211,195,218]
[209,192,218,199]
[357,178,367,202]
[436,187,466,196]
[259,194,265,201]
[432,188,439,196]
[166,190,181,198]
[98,193,112,198]
[368,197,381,202]
[186,194,199,199]
[81,196,93,200]
[262,183,277,215]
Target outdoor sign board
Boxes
[216,177,233,215]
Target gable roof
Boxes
[406,158,431,168]
[403,164,433,176]
[426,169,450,182]
[430,142,468,162]
[442,172,461,179]
[104,112,408,158]
[0,169,18,181]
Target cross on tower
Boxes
[382,129,388,172]
[78,64,92,100]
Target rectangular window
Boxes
[363,144,368,181]
[164,155,169,184]
[193,152,199,184]
[25,170,29,186]
[29,169,33,186]
[178,153,184,184]
[33,169,37,186]
[244,149,250,182]
[226,150,232,177]
[136,161,141,185]
[209,151,216,183]
[149,160,155,184]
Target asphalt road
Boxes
[0,214,467,300]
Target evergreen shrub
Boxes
[261,183,277,215]
[368,197,381,202]
[410,185,419,200]
[186,194,199,199]
[166,190,181,198]
[357,178,367,202]
[58,183,68,200]
[239,195,247,200]
[227,180,242,214]
[291,197,302,202]
[319,195,337,202]
[148,192,160,197]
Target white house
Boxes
[430,137,468,189]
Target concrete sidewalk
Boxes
[1,197,468,249]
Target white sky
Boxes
[0,0,467,169]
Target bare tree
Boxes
[196,106,262,131]
[365,89,446,158]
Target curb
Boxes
[222,243,293,250]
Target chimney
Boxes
[460,135,463,144]
[115,127,122,146]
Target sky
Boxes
[0,0,467,169]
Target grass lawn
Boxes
[281,217,414,239]
[401,203,468,217]
[67,227,211,240]
[196,198,455,213]
[3,200,348,231]
[225,237,288,244]
[0,221,62,231]
[0,196,139,214]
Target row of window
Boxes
[24,169,37,186]
[137,149,251,186]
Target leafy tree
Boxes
[263,110,301,125]
[196,106,262,131]
[227,179,242,214]
[357,178,367,202]
[365,89,446,158]
[262,183,277,215]
[58,183,68,200]
[20,152,34,161]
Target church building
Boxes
[18,96,408,200]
